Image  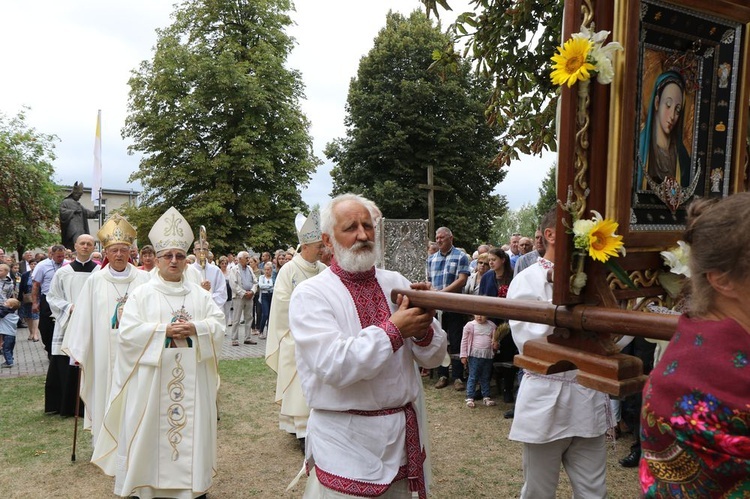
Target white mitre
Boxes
[295,208,322,245]
[148,206,194,253]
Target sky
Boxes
[0,0,554,212]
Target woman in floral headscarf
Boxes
[637,70,692,190]
[640,193,750,498]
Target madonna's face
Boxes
[656,83,683,138]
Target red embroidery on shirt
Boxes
[412,326,434,347]
[315,465,408,497]
[383,320,404,351]
[327,263,426,497]
[344,404,427,499]
[331,261,401,352]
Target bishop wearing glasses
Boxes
[92,207,225,499]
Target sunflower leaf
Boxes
[604,260,636,290]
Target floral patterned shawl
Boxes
[640,315,750,497]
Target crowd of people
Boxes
[424,225,544,412]
[0,205,340,497]
[1,191,749,497]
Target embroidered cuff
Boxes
[383,320,404,352]
[412,326,434,347]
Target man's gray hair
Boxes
[320,193,382,235]
[236,251,249,259]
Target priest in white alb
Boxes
[265,208,326,451]
[45,233,99,417]
[289,194,447,498]
[63,215,150,445]
[92,207,224,499]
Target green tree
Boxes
[122,0,319,254]
[425,0,563,167]
[0,109,61,256]
[535,163,557,217]
[490,202,538,245]
[326,10,506,248]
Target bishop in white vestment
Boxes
[265,209,326,443]
[92,207,224,499]
[63,215,149,446]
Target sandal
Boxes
[483,397,497,407]
[232,340,239,346]
[465,399,476,409]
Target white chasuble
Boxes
[94,273,223,499]
[265,254,326,437]
[158,349,197,487]
[62,263,150,445]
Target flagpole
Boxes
[92,110,103,247]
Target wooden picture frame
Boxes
[553,0,750,305]
[609,0,750,248]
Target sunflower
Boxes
[587,218,624,262]
[550,37,595,87]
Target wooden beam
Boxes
[392,288,677,397]
[393,289,677,341]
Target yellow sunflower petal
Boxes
[587,219,624,262]
[549,37,594,88]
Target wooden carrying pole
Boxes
[392,289,678,397]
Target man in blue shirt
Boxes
[427,226,470,389]
[31,245,66,358]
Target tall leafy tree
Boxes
[425,0,563,167]
[535,164,558,217]
[326,10,506,247]
[0,109,61,256]
[490,202,538,246]
[122,0,319,253]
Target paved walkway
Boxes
[0,326,266,379]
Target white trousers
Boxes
[303,467,415,499]
[520,435,607,499]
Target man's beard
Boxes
[332,238,379,273]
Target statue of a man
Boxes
[60,182,100,250]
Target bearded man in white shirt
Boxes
[290,194,447,499]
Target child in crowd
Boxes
[460,314,497,408]
[0,298,21,368]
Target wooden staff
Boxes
[71,366,82,462]
[392,288,677,341]
[392,288,679,396]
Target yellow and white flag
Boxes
[92,110,102,203]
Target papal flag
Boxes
[92,110,102,203]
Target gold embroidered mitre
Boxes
[148,207,194,253]
[97,214,137,249]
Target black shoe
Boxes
[503,409,514,419]
[619,449,640,468]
